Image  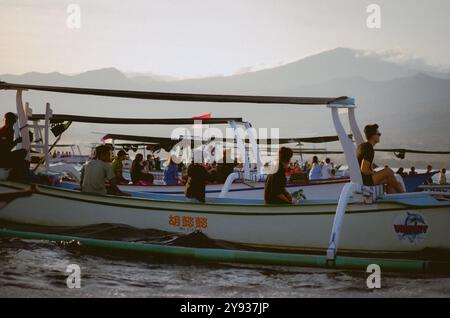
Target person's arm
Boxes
[276,193,292,204]
[105,163,129,196]
[273,173,293,204]
[2,128,21,151]
[108,178,130,196]
[12,136,22,148]
[360,159,373,176]
[283,190,292,200]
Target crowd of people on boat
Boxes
[75,125,449,200]
[1,112,448,203]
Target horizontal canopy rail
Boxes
[29,114,242,125]
[0,81,348,105]
[377,148,450,155]
[30,144,78,148]
[102,133,352,145]
[102,134,182,144]
[280,134,353,144]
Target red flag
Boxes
[192,113,211,119]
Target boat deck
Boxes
[53,181,448,207]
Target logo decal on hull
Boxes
[169,215,208,230]
[393,212,428,244]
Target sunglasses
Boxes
[376,132,382,136]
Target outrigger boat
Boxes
[27,110,353,200]
[0,81,449,262]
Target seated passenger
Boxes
[0,112,29,181]
[131,153,154,184]
[356,124,404,193]
[264,147,294,204]
[321,158,333,179]
[438,168,447,185]
[111,150,129,184]
[163,155,179,185]
[215,149,237,183]
[184,158,213,203]
[308,156,321,180]
[396,167,405,177]
[330,169,336,178]
[80,145,127,196]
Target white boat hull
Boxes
[1,181,449,255]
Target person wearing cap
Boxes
[0,112,28,180]
[112,150,129,184]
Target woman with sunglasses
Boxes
[356,124,404,193]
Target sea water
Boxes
[1,222,449,298]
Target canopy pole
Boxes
[328,105,362,184]
[44,103,53,170]
[229,121,250,181]
[327,100,363,261]
[244,122,262,180]
[348,108,364,146]
[15,90,31,160]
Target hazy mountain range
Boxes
[1,47,449,166]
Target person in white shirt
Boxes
[321,158,333,179]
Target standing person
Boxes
[321,158,333,179]
[80,145,128,196]
[131,154,154,184]
[356,124,404,193]
[146,155,154,171]
[409,166,417,175]
[425,165,434,184]
[308,156,321,180]
[0,112,28,181]
[264,147,294,204]
[111,150,129,184]
[163,155,179,185]
[154,156,161,171]
[303,161,311,173]
[438,168,447,185]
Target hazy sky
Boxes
[1,0,450,78]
